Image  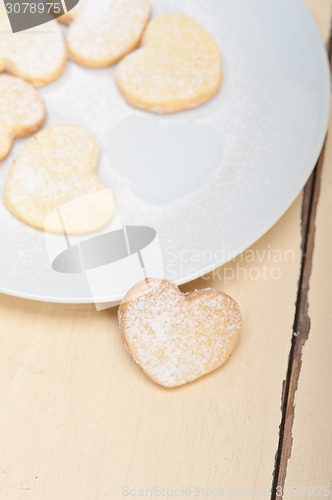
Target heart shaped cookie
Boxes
[4,125,115,234]
[116,12,222,114]
[118,279,241,387]
[0,3,66,87]
[59,0,151,68]
[0,75,45,161]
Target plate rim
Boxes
[0,0,330,305]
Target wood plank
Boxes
[272,144,326,498]
[283,105,332,497]
[271,1,332,496]
[0,195,302,499]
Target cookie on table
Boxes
[0,75,45,161]
[118,279,241,388]
[116,12,222,114]
[59,0,151,68]
[4,125,115,234]
[0,3,66,87]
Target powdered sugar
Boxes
[0,4,66,87]
[119,279,241,387]
[0,74,45,159]
[63,0,151,67]
[4,125,115,233]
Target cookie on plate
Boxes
[0,3,67,87]
[118,279,241,387]
[0,75,45,161]
[4,125,115,234]
[59,0,151,68]
[116,13,222,114]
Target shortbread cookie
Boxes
[118,279,241,387]
[4,125,115,234]
[0,75,45,161]
[60,0,151,68]
[116,13,222,114]
[0,3,66,87]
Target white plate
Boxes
[0,0,329,304]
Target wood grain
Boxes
[271,1,332,496]
[271,145,326,498]
[283,104,332,497]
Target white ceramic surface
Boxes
[0,0,330,303]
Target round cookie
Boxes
[116,12,222,114]
[4,125,115,234]
[0,3,67,87]
[60,0,151,68]
[118,279,241,388]
[0,75,45,161]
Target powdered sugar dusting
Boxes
[64,0,151,67]
[0,75,45,159]
[4,125,115,233]
[119,279,241,387]
[0,3,66,87]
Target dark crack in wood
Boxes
[270,28,332,499]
